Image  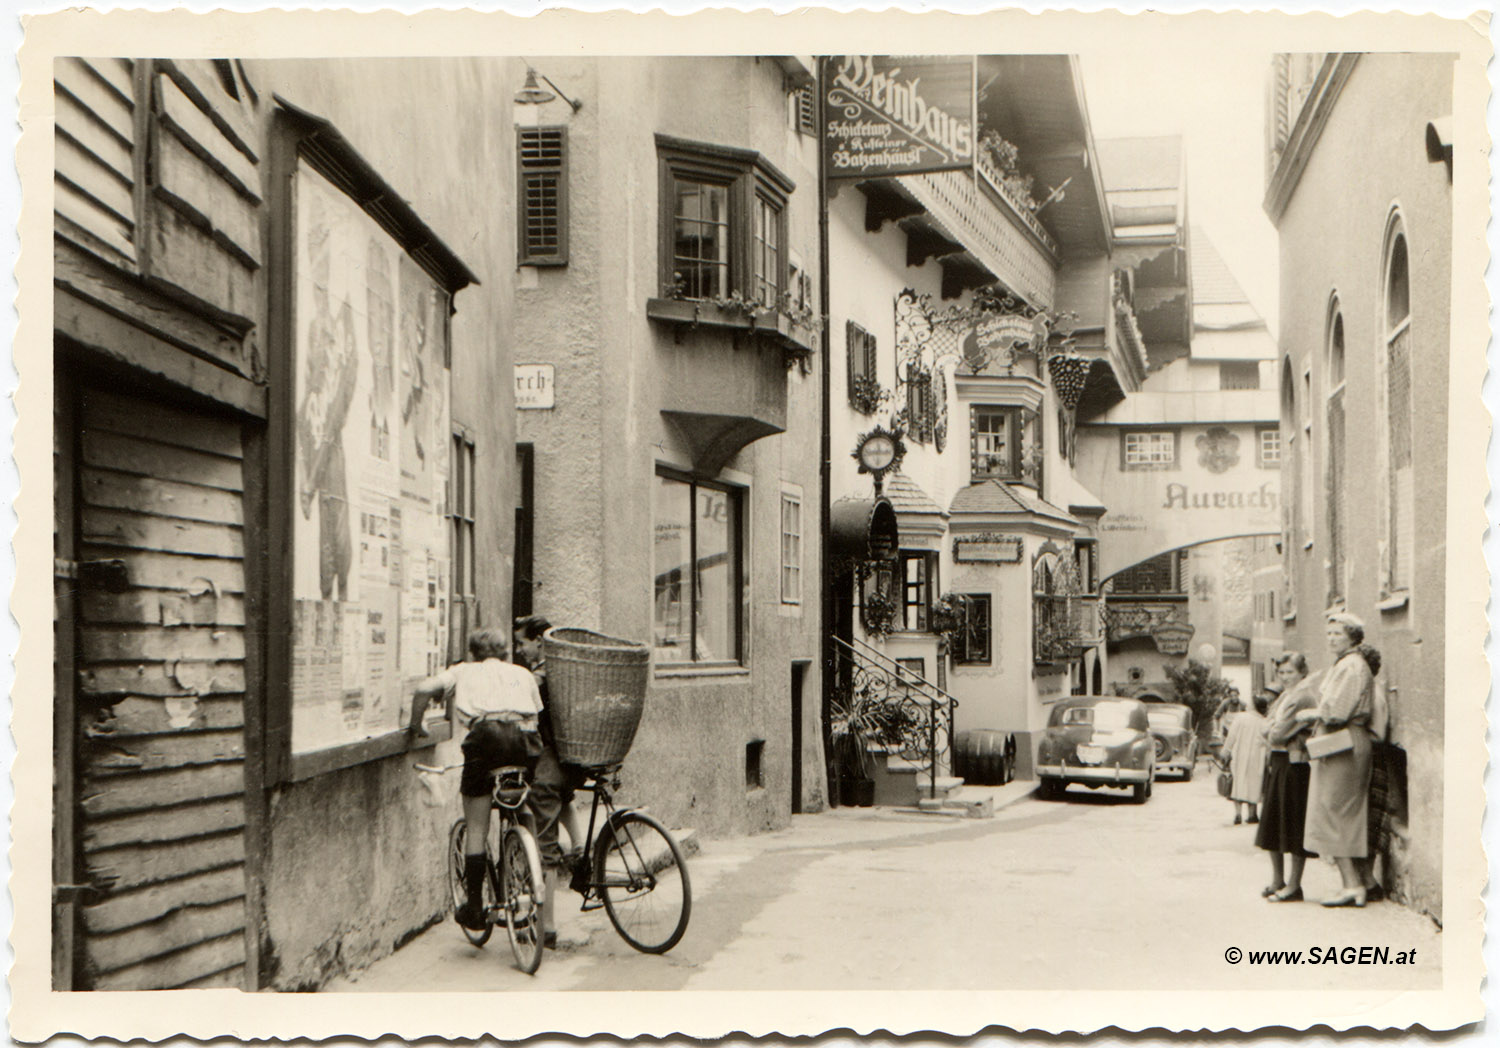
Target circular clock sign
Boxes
[858,433,897,473]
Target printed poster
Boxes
[290,162,452,755]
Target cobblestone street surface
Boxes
[327,774,1441,993]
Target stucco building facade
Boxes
[825,56,1138,785]
[1264,52,1453,920]
[510,57,827,837]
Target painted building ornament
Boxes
[1196,425,1241,474]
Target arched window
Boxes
[1325,300,1346,605]
[1382,216,1413,597]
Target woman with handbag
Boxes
[1255,654,1322,902]
[1295,613,1381,907]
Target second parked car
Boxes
[1145,702,1197,780]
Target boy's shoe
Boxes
[569,859,591,895]
[544,930,559,950]
[455,902,489,931]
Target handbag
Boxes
[1307,727,1354,760]
[1216,766,1234,799]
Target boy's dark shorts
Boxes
[460,718,542,798]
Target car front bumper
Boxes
[1037,762,1151,784]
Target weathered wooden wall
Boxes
[73,389,250,990]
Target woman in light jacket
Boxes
[1223,690,1270,825]
[1296,613,1382,907]
[1255,653,1321,902]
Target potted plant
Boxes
[861,587,899,639]
[829,690,880,807]
[930,592,971,645]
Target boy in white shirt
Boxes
[410,628,542,930]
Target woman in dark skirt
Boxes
[1255,653,1321,902]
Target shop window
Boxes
[1258,426,1281,468]
[1121,429,1177,470]
[952,592,992,664]
[657,135,793,304]
[653,470,744,664]
[897,550,938,631]
[780,492,802,605]
[1219,361,1261,390]
[449,433,477,663]
[971,406,1020,480]
[1382,218,1413,599]
[517,126,568,266]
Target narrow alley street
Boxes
[328,773,1441,994]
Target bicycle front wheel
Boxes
[501,825,545,974]
[594,811,692,954]
[449,820,492,947]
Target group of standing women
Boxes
[1230,612,1387,907]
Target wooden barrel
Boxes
[955,729,1014,785]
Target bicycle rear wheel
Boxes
[594,811,691,954]
[448,820,492,947]
[501,825,545,974]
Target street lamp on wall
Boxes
[515,67,583,113]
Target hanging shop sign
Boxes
[290,161,452,756]
[515,363,555,410]
[1151,621,1196,656]
[954,534,1025,564]
[824,55,976,179]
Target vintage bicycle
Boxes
[568,765,692,954]
[414,760,546,974]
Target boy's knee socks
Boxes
[464,854,487,907]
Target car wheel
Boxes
[1038,779,1061,800]
[1132,779,1149,804]
[1182,760,1194,782]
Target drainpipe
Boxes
[816,56,837,809]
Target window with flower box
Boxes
[655,135,793,308]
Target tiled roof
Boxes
[949,479,1078,525]
[1097,136,1183,193]
[882,472,945,517]
[1190,225,1251,306]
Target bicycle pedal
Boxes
[580,898,604,913]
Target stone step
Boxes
[916,788,994,819]
[915,775,965,799]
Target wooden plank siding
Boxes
[141,67,263,341]
[54,58,137,267]
[73,389,249,989]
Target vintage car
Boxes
[1145,702,1197,780]
[1035,696,1154,803]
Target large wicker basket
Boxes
[542,627,651,769]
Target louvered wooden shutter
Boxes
[795,87,816,136]
[517,127,568,265]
